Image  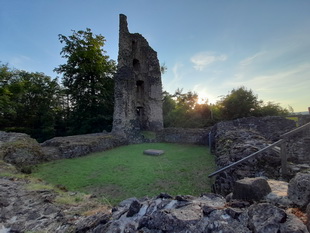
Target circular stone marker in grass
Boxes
[143,149,165,156]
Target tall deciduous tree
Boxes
[0,63,61,141]
[54,28,116,134]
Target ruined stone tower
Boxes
[112,14,163,134]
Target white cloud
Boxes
[225,62,310,111]
[163,62,184,92]
[239,51,266,67]
[190,52,227,71]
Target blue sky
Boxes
[1,0,309,112]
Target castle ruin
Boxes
[112,14,163,135]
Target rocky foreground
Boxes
[1,159,310,233]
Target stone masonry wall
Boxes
[40,133,128,160]
[112,14,163,135]
[211,116,296,195]
[156,127,210,145]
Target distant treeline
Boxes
[163,87,292,128]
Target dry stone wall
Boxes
[156,127,210,145]
[41,133,128,160]
[211,116,296,195]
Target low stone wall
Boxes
[156,127,211,145]
[211,116,297,195]
[41,133,128,160]
[0,127,212,167]
[297,115,310,126]
[285,132,310,164]
[0,131,128,166]
[284,116,310,164]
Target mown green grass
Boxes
[32,143,215,205]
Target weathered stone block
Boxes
[143,149,164,156]
[232,177,271,201]
[247,203,287,232]
[126,200,142,217]
[288,172,310,208]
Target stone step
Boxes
[143,149,164,156]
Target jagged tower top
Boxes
[119,14,129,34]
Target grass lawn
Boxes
[286,116,298,126]
[32,143,215,205]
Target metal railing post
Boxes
[280,141,288,176]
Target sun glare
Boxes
[196,92,217,105]
[197,96,208,105]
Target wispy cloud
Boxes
[9,55,32,67]
[229,63,309,90]
[164,62,184,91]
[226,59,310,111]
[239,51,266,67]
[190,52,227,71]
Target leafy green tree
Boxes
[0,63,16,127]
[256,101,290,117]
[162,91,176,127]
[162,89,213,128]
[0,63,61,141]
[218,86,261,120]
[54,28,116,134]
[162,86,292,128]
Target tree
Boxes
[162,89,213,128]
[160,62,167,74]
[218,86,261,120]
[0,63,16,127]
[0,63,61,141]
[54,28,116,134]
[256,101,290,117]
[162,91,176,127]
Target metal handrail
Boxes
[208,121,310,178]
[208,139,284,178]
[280,122,310,138]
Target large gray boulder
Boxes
[232,177,272,202]
[288,172,310,208]
[247,203,308,233]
